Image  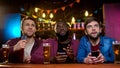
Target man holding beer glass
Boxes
[0,17,44,64]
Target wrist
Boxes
[84,58,88,63]
[13,46,17,51]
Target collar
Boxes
[58,39,71,44]
[85,35,104,46]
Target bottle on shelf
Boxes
[72,33,76,40]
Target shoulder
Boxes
[100,36,115,46]
[34,38,42,44]
[6,37,20,45]
[35,38,41,42]
[101,36,115,41]
[80,35,88,42]
[6,38,20,43]
[44,38,57,42]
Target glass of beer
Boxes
[2,44,10,64]
[113,41,120,64]
[43,43,50,64]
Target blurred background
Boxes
[0,0,120,47]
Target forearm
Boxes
[104,56,114,63]
[77,56,85,63]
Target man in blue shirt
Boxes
[77,17,115,64]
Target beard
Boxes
[23,33,34,38]
[87,33,101,41]
[27,35,34,38]
[56,31,69,42]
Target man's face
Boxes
[85,21,102,39]
[56,22,68,36]
[22,19,36,37]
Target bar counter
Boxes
[0,63,120,68]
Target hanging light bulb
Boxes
[42,13,46,18]
[35,8,39,13]
[85,10,89,17]
[50,13,53,19]
[71,17,75,24]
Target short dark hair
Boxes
[56,20,69,27]
[21,16,37,28]
[54,20,69,33]
[84,17,102,29]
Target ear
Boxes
[84,30,87,35]
[34,28,36,32]
[54,24,57,33]
[21,26,24,35]
[99,27,102,33]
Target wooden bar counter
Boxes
[0,63,120,68]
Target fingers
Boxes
[63,45,73,55]
[85,52,105,64]
[56,54,67,63]
[84,57,94,64]
[57,52,66,55]
[13,40,27,51]
[97,52,102,58]
[88,53,92,56]
[94,53,105,63]
[56,52,68,58]
[20,40,26,48]
[24,57,31,64]
[56,58,66,63]
[94,57,104,63]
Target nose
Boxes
[92,26,96,31]
[60,26,64,30]
[28,25,33,29]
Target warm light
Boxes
[71,17,75,24]
[50,13,53,19]
[89,13,93,16]
[32,15,37,18]
[42,13,46,18]
[35,8,39,13]
[85,10,89,17]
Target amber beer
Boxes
[43,43,50,64]
[113,41,120,64]
[2,44,9,63]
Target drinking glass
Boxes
[2,44,10,64]
[43,43,50,64]
[113,41,120,64]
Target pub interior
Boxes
[0,0,119,45]
[0,0,120,67]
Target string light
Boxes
[42,13,46,18]
[85,10,89,17]
[50,13,53,19]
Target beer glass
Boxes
[43,43,50,64]
[2,44,10,64]
[113,41,120,64]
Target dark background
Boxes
[0,0,120,46]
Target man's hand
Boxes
[84,52,105,64]
[63,44,74,59]
[84,53,96,64]
[94,52,105,63]
[55,52,68,63]
[13,40,27,51]
[23,56,31,64]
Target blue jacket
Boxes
[77,36,115,63]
